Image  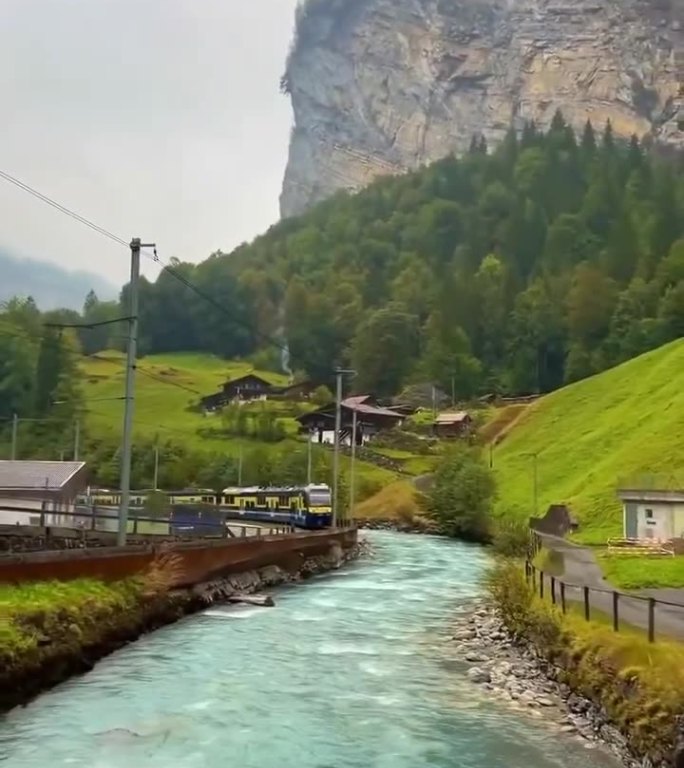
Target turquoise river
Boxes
[0,533,619,768]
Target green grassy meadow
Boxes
[81,351,397,488]
[597,554,684,590]
[490,339,684,544]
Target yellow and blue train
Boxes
[77,484,333,532]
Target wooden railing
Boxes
[525,560,684,643]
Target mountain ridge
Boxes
[282,0,684,217]
[0,250,117,310]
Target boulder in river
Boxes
[227,594,275,607]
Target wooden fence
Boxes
[524,560,684,643]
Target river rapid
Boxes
[0,532,619,768]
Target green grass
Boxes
[491,339,684,544]
[81,351,396,486]
[0,579,141,659]
[597,554,684,589]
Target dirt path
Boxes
[538,534,684,640]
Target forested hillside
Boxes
[122,115,684,397]
[2,115,684,418]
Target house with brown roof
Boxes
[297,395,405,446]
[200,373,275,411]
[0,460,88,526]
[433,411,473,439]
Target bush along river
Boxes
[0,532,620,768]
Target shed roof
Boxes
[435,411,471,425]
[224,373,273,387]
[0,461,87,491]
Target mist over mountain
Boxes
[0,250,118,310]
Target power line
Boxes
[142,249,290,355]
[0,168,292,359]
[0,169,129,247]
[0,326,201,397]
[90,354,202,396]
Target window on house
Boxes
[645,509,654,519]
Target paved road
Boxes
[538,533,684,640]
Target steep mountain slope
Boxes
[492,339,684,543]
[0,251,117,310]
[282,0,684,216]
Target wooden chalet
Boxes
[200,373,274,411]
[271,380,318,400]
[433,411,473,439]
[297,395,405,446]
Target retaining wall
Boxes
[0,528,358,587]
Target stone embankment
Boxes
[451,600,678,768]
[2,540,367,712]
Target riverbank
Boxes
[468,561,684,768]
[0,540,365,713]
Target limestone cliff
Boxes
[281,0,684,218]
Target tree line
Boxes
[123,114,684,398]
[3,114,684,470]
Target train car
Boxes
[220,484,332,529]
[170,504,225,536]
[168,489,218,505]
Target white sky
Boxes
[0,0,299,285]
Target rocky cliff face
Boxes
[281,0,684,218]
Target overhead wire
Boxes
[141,247,289,355]
[0,169,129,247]
[0,168,290,358]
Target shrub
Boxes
[492,517,531,558]
[420,444,496,542]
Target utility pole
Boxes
[533,452,539,518]
[333,371,343,529]
[349,409,358,520]
[10,413,18,460]
[118,238,152,546]
[238,447,243,486]
[306,431,313,485]
[73,418,80,462]
[332,368,355,528]
[153,442,159,491]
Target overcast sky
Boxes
[0,0,299,286]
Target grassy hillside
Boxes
[80,351,397,488]
[491,339,684,544]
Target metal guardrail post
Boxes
[648,598,656,643]
[539,571,544,599]
[612,591,619,632]
[583,586,591,621]
[560,582,566,614]
[550,576,556,605]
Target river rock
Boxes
[227,594,275,607]
[464,651,488,663]
[447,599,643,767]
[467,667,491,684]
